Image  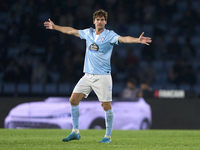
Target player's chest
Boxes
[86,37,110,53]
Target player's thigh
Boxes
[73,75,92,99]
[92,75,112,102]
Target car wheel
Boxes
[89,118,106,129]
[140,119,150,130]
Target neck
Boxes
[96,28,104,35]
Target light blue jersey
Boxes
[78,28,120,75]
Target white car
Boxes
[4,97,152,130]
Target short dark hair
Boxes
[128,78,137,85]
[141,79,150,84]
[93,9,108,21]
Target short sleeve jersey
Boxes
[78,28,120,75]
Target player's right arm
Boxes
[44,18,80,38]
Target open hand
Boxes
[139,32,152,45]
[44,18,55,30]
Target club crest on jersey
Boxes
[89,43,99,52]
[101,37,105,43]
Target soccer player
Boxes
[44,9,152,143]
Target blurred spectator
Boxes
[138,61,156,85]
[59,51,75,83]
[140,79,153,92]
[74,0,93,28]
[181,38,195,60]
[155,36,168,59]
[156,0,171,23]
[19,13,33,38]
[120,78,141,98]
[141,38,155,61]
[31,59,47,84]
[59,11,74,27]
[125,49,139,80]
[47,63,60,83]
[168,59,196,86]
[3,58,20,83]
[111,52,125,81]
[167,36,181,60]
[24,0,37,16]
[130,0,142,23]
[19,59,32,83]
[73,50,84,79]
[0,0,9,13]
[176,3,197,36]
[31,19,47,47]
[143,0,155,23]
[43,44,57,68]
[116,1,128,24]
[125,49,138,67]
[180,61,196,85]
[51,6,62,24]
[7,11,20,26]
[8,23,19,43]
[105,0,117,12]
[9,0,23,19]
[139,79,153,97]
[168,60,183,86]
[0,31,7,67]
[59,11,75,44]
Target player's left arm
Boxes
[118,32,152,45]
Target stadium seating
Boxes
[17,83,30,94]
[58,83,71,95]
[3,83,15,94]
[44,83,57,94]
[31,84,44,94]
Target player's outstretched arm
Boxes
[44,18,79,37]
[118,32,152,45]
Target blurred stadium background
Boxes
[0,0,200,129]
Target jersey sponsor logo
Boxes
[89,43,99,52]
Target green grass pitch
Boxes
[0,129,200,150]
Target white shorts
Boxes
[73,73,112,102]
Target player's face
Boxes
[93,16,107,31]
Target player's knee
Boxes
[69,97,79,105]
[101,102,112,111]
[69,93,84,105]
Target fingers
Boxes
[140,32,152,41]
[144,37,152,43]
[146,37,152,40]
[146,38,152,42]
[141,37,152,46]
[43,22,51,29]
[140,32,144,38]
[43,22,49,25]
[44,22,49,26]
[43,18,52,26]
[139,32,152,45]
[142,37,151,40]
[44,19,52,29]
